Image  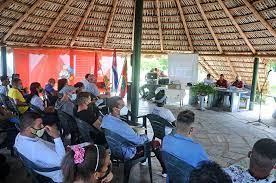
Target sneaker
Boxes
[140,159,148,166]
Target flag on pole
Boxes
[120,57,128,98]
[112,49,119,91]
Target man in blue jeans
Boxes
[163,110,209,168]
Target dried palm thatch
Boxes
[0,0,275,88]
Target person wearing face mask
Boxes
[8,78,29,114]
[14,112,65,183]
[27,82,55,113]
[101,96,167,177]
[62,144,113,183]
[163,110,209,171]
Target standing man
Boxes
[0,76,10,96]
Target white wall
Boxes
[168,53,198,85]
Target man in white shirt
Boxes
[0,76,10,96]
[152,89,176,135]
[204,74,215,85]
[14,112,65,183]
[224,138,276,183]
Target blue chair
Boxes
[146,114,175,141]
[14,148,60,183]
[162,151,195,183]
[104,129,152,183]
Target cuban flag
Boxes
[112,49,119,91]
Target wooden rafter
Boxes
[0,0,14,13]
[131,2,136,51]
[39,0,74,46]
[242,0,276,38]
[156,0,163,51]
[217,0,256,54]
[70,0,96,47]
[195,0,223,54]
[102,0,119,48]
[226,57,238,79]
[200,57,219,79]
[175,0,194,52]
[2,0,44,43]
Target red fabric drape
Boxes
[13,48,113,91]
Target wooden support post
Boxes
[249,57,259,110]
[1,47,7,76]
[131,0,144,122]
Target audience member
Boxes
[101,96,167,177]
[27,82,55,113]
[81,74,109,99]
[225,138,276,183]
[74,82,85,94]
[11,74,20,80]
[152,88,175,135]
[57,78,68,92]
[163,110,209,168]
[204,74,215,85]
[0,106,19,125]
[62,144,113,183]
[14,112,65,182]
[0,75,10,96]
[55,85,76,116]
[216,74,228,88]
[232,75,244,89]
[189,161,232,183]
[8,78,29,114]
[45,78,56,96]
[0,154,10,182]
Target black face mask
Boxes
[98,163,112,181]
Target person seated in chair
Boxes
[14,112,65,183]
[216,74,228,88]
[45,78,58,106]
[232,75,244,89]
[62,144,113,183]
[151,88,176,135]
[163,110,209,168]
[75,92,106,145]
[0,75,10,96]
[101,96,167,177]
[8,78,29,114]
[27,82,55,113]
[74,82,85,94]
[225,138,276,183]
[189,161,232,183]
[0,106,19,125]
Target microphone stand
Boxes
[247,71,271,127]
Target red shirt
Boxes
[216,79,228,88]
[232,80,244,88]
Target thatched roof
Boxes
[0,0,275,56]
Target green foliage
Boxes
[191,83,216,96]
[141,56,168,72]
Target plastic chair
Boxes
[162,151,195,183]
[57,111,80,145]
[104,129,153,183]
[146,114,175,140]
[14,148,59,183]
[29,104,45,116]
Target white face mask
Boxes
[32,128,45,138]
[120,106,129,116]
[69,94,77,101]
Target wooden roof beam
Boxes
[199,57,219,79]
[195,0,223,54]
[0,0,14,13]
[175,0,194,52]
[2,0,44,43]
[226,57,238,79]
[70,0,96,47]
[241,0,276,38]
[102,0,119,49]
[131,2,136,51]
[156,0,164,51]
[217,0,256,54]
[39,0,74,46]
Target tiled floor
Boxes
[2,100,276,183]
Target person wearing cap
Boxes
[14,112,65,183]
[0,76,10,96]
[152,88,176,135]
